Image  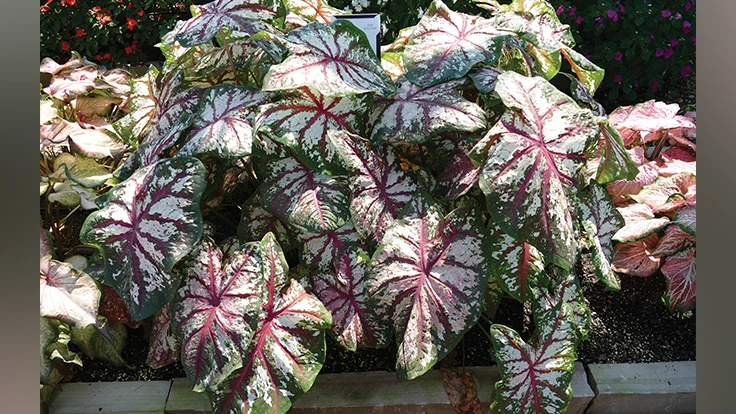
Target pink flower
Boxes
[683,20,692,34]
[655,49,664,57]
[556,5,565,15]
[615,1,625,13]
[652,80,660,93]
[661,10,672,18]
[606,9,619,21]
[634,81,639,88]
[613,75,622,84]
[685,2,692,11]
[576,16,584,25]
[675,12,682,19]
[691,36,696,46]
[664,48,674,59]
[680,65,692,77]
[568,7,576,16]
[615,52,623,61]
[649,33,656,39]
[670,39,679,47]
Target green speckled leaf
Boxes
[368,79,486,144]
[487,222,545,303]
[211,233,332,414]
[366,192,490,380]
[490,302,577,414]
[403,0,511,87]
[263,20,395,97]
[475,71,598,269]
[79,157,206,320]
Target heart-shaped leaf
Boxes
[70,320,131,368]
[174,0,285,47]
[40,255,102,329]
[178,84,272,159]
[487,222,545,304]
[577,182,624,290]
[255,86,368,172]
[113,66,160,146]
[366,192,490,379]
[608,100,696,144]
[588,123,639,185]
[173,236,264,392]
[237,194,294,251]
[211,233,332,414]
[258,155,351,233]
[368,79,487,144]
[263,20,395,97]
[402,0,511,87]
[296,222,361,272]
[631,173,696,211]
[328,130,418,241]
[533,269,591,339]
[490,302,577,414]
[436,141,482,200]
[474,71,599,269]
[652,224,695,257]
[662,247,696,311]
[79,157,207,320]
[314,243,392,351]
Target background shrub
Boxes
[40,0,695,106]
[39,0,205,66]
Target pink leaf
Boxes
[611,234,662,277]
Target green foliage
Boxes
[39,0,207,65]
[551,0,696,107]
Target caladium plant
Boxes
[40,0,695,412]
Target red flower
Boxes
[128,2,133,8]
[40,5,50,12]
[96,54,102,60]
[104,53,111,59]
[61,0,76,6]
[61,41,70,51]
[92,6,101,12]
[75,29,86,38]
[614,52,623,61]
[126,17,138,31]
[137,10,144,16]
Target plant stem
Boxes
[219,28,242,85]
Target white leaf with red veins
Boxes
[490,303,578,414]
[328,130,417,241]
[79,157,206,320]
[652,225,695,256]
[255,87,367,172]
[368,79,487,144]
[263,20,395,97]
[297,223,361,272]
[174,0,284,47]
[258,155,351,234]
[475,71,599,269]
[178,84,272,159]
[487,222,545,303]
[402,0,511,87]
[40,255,101,329]
[662,247,696,311]
[146,304,180,369]
[313,244,391,351]
[611,234,662,277]
[211,233,332,414]
[365,192,490,380]
[436,142,482,200]
[612,203,670,243]
[173,236,264,391]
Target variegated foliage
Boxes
[328,130,417,241]
[79,157,206,320]
[365,192,490,380]
[211,234,332,414]
[402,0,511,87]
[473,71,599,270]
[173,236,265,392]
[263,20,395,97]
[490,303,578,414]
